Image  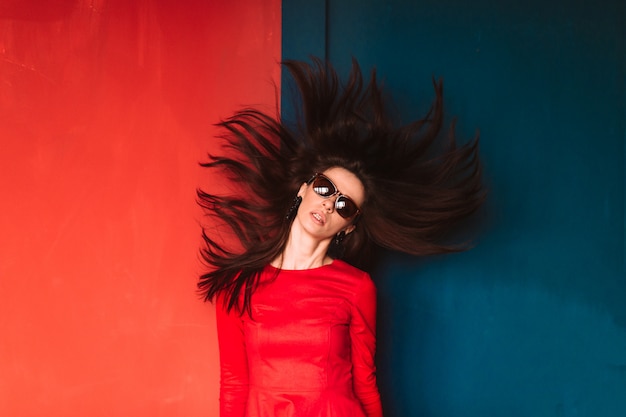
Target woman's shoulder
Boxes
[329,261,377,308]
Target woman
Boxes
[198,58,483,417]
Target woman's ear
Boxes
[297,182,307,197]
[344,225,356,235]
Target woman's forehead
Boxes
[322,167,365,203]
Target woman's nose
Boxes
[322,197,336,212]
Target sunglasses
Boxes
[307,173,361,219]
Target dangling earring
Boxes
[286,196,302,221]
[329,230,347,259]
[334,230,346,246]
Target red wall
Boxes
[0,1,281,415]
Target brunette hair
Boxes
[197,58,484,314]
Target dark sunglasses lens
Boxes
[312,177,336,197]
[336,196,358,218]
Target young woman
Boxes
[197,58,484,417]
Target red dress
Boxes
[216,260,383,417]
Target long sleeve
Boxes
[350,274,383,417]
[215,297,249,417]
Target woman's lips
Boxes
[311,211,325,225]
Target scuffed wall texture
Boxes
[0,1,280,416]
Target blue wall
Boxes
[283,1,625,415]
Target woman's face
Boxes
[294,166,365,241]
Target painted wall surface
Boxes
[0,1,280,416]
[283,0,625,416]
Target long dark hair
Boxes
[197,58,484,314]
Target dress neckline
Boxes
[266,259,337,273]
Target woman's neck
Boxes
[271,227,332,270]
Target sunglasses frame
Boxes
[307,173,362,219]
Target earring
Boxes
[328,230,347,259]
[334,230,346,246]
[286,195,302,221]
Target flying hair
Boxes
[197,57,484,314]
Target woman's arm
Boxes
[215,297,249,417]
[350,274,383,417]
